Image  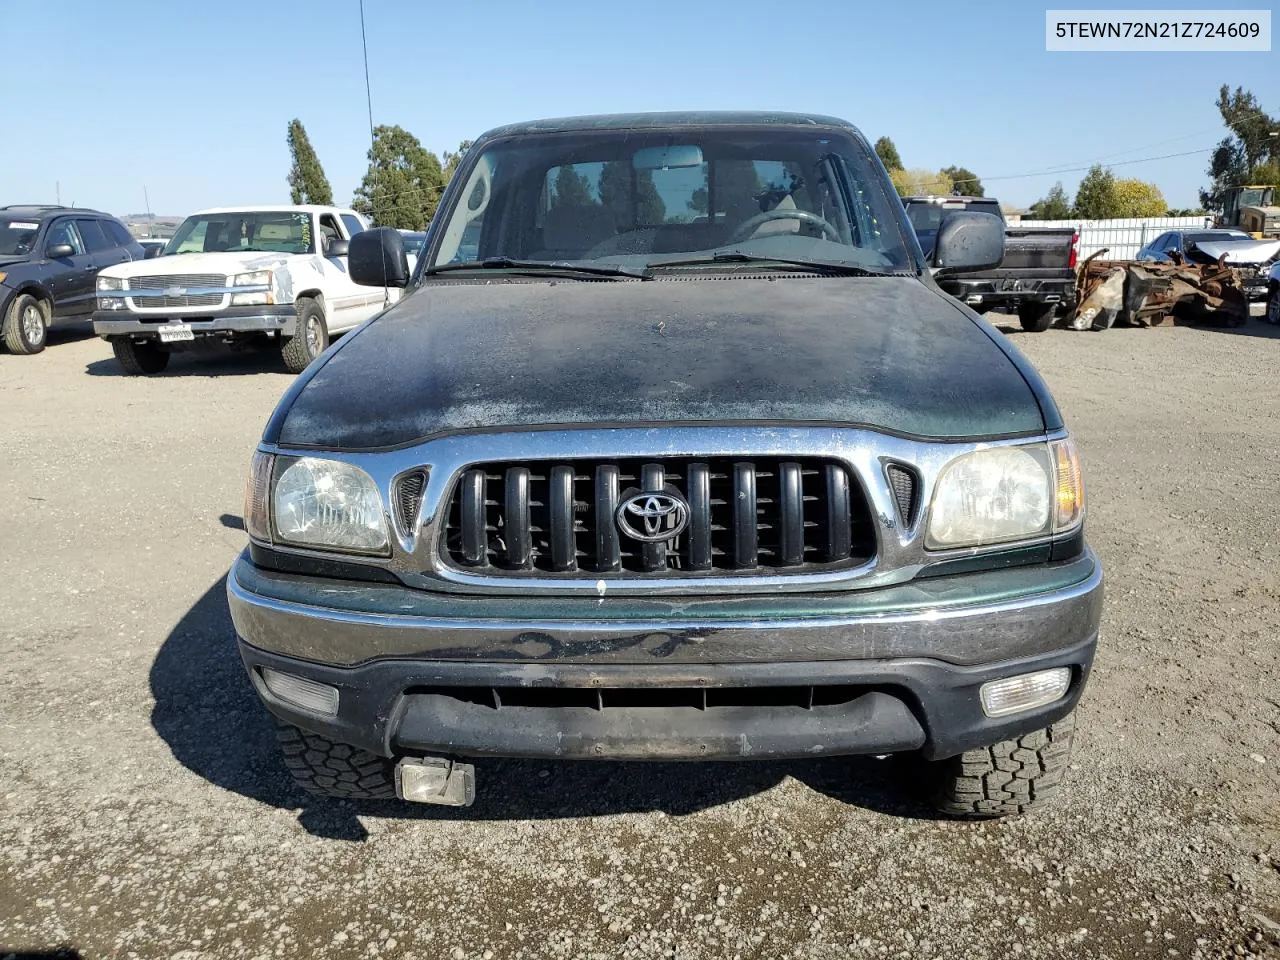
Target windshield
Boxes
[0,217,42,257]
[1185,231,1253,244]
[426,127,915,275]
[1239,187,1271,207]
[167,211,314,255]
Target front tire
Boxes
[928,712,1075,817]
[111,338,170,375]
[2,293,49,355]
[275,721,396,800]
[1017,302,1056,333]
[281,297,328,373]
[1266,285,1280,325]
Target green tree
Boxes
[1165,207,1206,217]
[1026,182,1073,220]
[889,168,953,197]
[442,139,474,182]
[874,136,903,171]
[1200,85,1280,210]
[598,161,665,226]
[351,125,446,229]
[1072,164,1122,219]
[286,119,334,205]
[941,165,983,197]
[1112,178,1167,217]
[550,165,595,209]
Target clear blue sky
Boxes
[2,0,1275,216]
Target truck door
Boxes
[316,212,386,332]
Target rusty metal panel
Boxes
[1064,252,1248,330]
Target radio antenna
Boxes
[358,0,390,304]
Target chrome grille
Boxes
[442,457,875,577]
[128,274,226,309]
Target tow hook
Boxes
[395,757,476,806]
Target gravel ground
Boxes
[1,318,1278,960]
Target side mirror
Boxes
[324,237,349,258]
[46,243,75,259]
[348,227,408,287]
[931,212,1004,273]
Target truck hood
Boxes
[271,276,1054,450]
[99,250,312,279]
[1188,238,1280,264]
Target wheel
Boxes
[1017,302,1056,333]
[928,711,1075,817]
[2,293,49,354]
[1266,286,1280,325]
[281,297,328,373]
[275,721,396,800]
[111,338,170,375]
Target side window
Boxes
[76,218,111,253]
[102,219,136,248]
[46,219,86,256]
[340,213,365,238]
[318,215,341,243]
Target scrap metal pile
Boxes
[1065,251,1249,331]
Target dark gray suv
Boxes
[0,204,144,354]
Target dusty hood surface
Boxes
[272,276,1052,450]
[1189,238,1280,264]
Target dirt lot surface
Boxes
[2,320,1278,960]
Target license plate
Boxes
[158,324,194,343]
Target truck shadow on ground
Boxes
[85,343,290,378]
[150,577,941,842]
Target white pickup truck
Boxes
[92,204,393,374]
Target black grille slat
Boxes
[595,465,622,572]
[444,456,874,577]
[778,462,804,566]
[731,462,758,569]
[505,467,532,569]
[459,469,487,565]
[549,465,576,571]
[686,462,712,571]
[639,463,666,573]
[824,464,852,561]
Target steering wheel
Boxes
[726,208,842,244]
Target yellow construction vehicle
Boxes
[1217,185,1280,239]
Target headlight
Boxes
[927,444,1052,548]
[97,276,123,291]
[231,269,273,306]
[271,456,389,554]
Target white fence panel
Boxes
[1011,216,1213,261]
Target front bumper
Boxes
[229,549,1103,762]
[93,304,297,339]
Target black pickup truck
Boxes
[228,113,1100,817]
[904,197,1078,332]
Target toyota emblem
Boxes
[616,491,690,542]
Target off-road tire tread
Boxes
[281,298,326,373]
[930,712,1075,817]
[111,338,170,375]
[275,721,396,800]
[3,293,48,355]
[1018,301,1057,333]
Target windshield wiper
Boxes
[651,252,895,277]
[424,257,651,280]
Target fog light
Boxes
[261,667,339,717]
[979,667,1071,718]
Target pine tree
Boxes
[286,120,334,205]
[351,125,446,229]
